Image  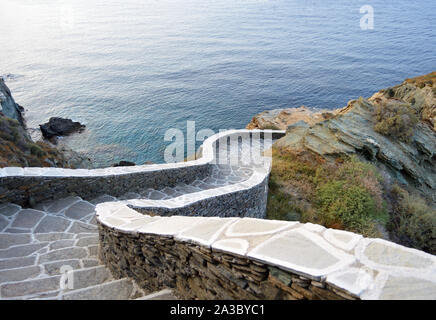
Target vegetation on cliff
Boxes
[253,71,436,254]
[267,149,387,238]
[0,113,74,168]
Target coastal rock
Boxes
[0,77,25,126]
[39,117,86,139]
[248,73,436,202]
[0,81,92,169]
[246,106,337,130]
[112,160,136,167]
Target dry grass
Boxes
[0,114,71,168]
[405,71,436,88]
[267,147,387,237]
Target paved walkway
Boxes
[0,197,179,300]
[0,131,275,299]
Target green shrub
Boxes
[266,188,301,222]
[316,181,383,236]
[267,148,387,237]
[29,143,46,157]
[373,102,418,142]
[388,185,436,254]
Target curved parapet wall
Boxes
[2,128,435,300]
[96,203,436,300]
[0,129,284,208]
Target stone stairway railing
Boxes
[1,129,435,300]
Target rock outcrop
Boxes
[40,117,86,139]
[112,160,136,167]
[248,72,436,203]
[0,77,25,126]
[247,106,337,130]
[0,79,91,169]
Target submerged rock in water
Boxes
[40,117,86,139]
[112,160,136,167]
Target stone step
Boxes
[0,275,61,299]
[136,289,178,300]
[60,278,135,300]
[64,265,113,291]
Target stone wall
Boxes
[98,223,357,300]
[96,203,436,300]
[0,129,283,207]
[0,164,210,207]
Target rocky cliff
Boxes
[0,77,25,126]
[0,78,92,168]
[248,72,436,254]
[248,72,436,203]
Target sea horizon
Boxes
[1,0,435,167]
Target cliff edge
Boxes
[248,72,436,254]
[0,78,91,168]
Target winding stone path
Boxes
[0,130,277,299]
[0,198,148,299]
[1,129,435,299]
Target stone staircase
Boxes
[0,198,177,300]
[1,130,279,299]
[1,129,436,299]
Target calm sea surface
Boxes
[0,0,435,166]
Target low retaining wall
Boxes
[99,224,355,300]
[128,173,269,219]
[0,129,284,207]
[96,203,436,300]
[0,165,210,207]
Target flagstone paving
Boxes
[1,129,435,300]
[96,204,436,300]
[0,198,152,300]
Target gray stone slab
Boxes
[0,243,48,259]
[2,228,29,233]
[49,239,77,251]
[88,245,99,257]
[0,265,41,284]
[43,259,82,276]
[379,276,436,300]
[61,278,133,300]
[38,247,88,264]
[66,266,111,291]
[26,290,60,300]
[76,236,98,247]
[87,215,97,225]
[67,221,97,234]
[90,195,117,205]
[0,204,21,217]
[34,233,75,242]
[82,259,101,268]
[360,239,434,270]
[46,196,81,213]
[11,209,45,229]
[0,275,61,298]
[64,201,95,220]
[248,229,355,280]
[0,216,8,232]
[0,256,36,271]
[0,234,32,249]
[76,232,98,238]
[34,216,71,233]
